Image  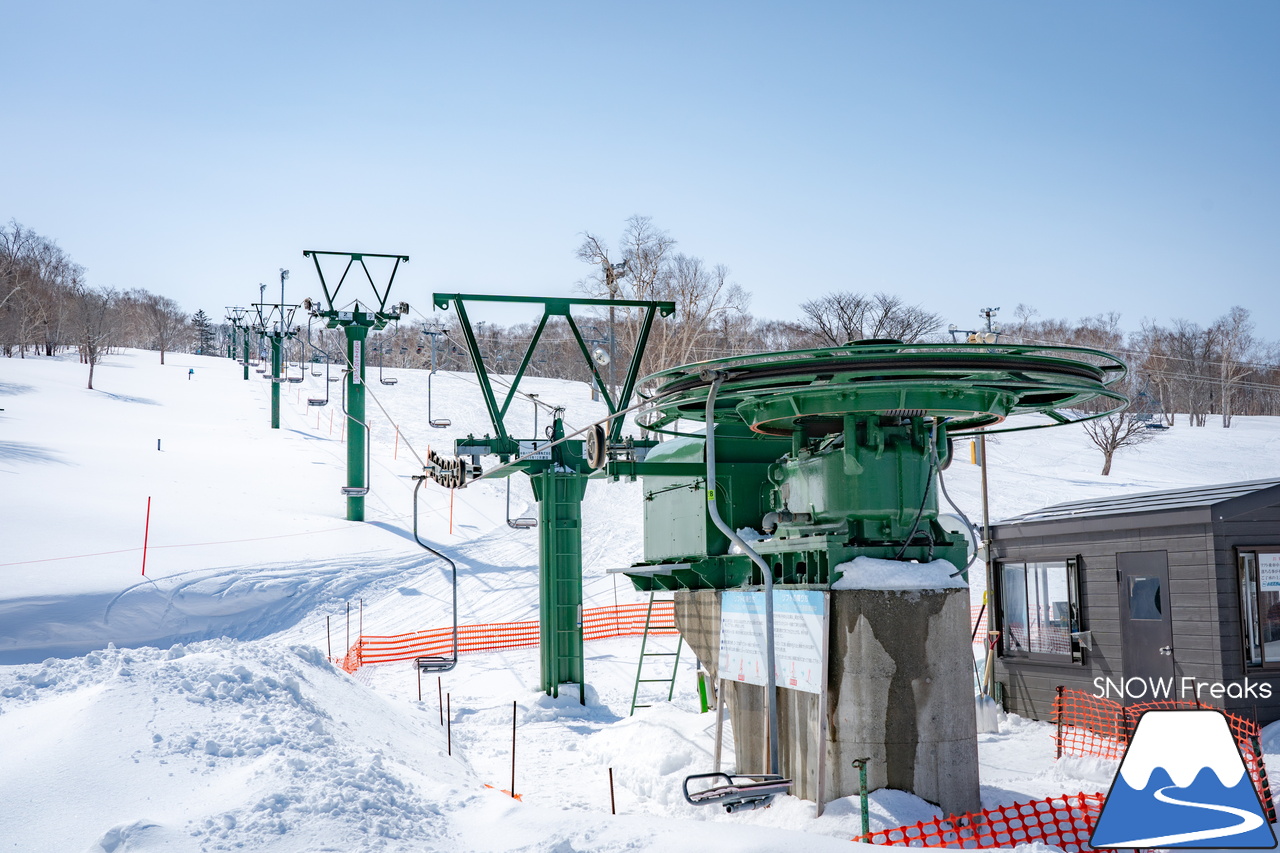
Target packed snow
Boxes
[830,557,969,591]
[4,348,1280,851]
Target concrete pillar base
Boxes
[676,586,980,816]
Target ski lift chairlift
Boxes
[377,343,398,386]
[411,476,459,674]
[505,478,537,529]
[308,359,331,406]
[682,773,792,814]
[427,371,451,428]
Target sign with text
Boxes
[517,440,552,460]
[718,590,825,694]
[1260,553,1280,590]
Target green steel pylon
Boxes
[249,301,300,431]
[226,307,250,380]
[427,292,676,701]
[301,250,410,522]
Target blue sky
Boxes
[3,1,1276,336]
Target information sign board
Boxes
[718,590,825,694]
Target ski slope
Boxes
[3,348,1280,852]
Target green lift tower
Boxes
[301,250,410,522]
[424,293,675,700]
[226,306,249,379]
[248,301,300,429]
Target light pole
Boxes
[948,306,1001,675]
[601,259,627,398]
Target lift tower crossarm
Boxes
[303,250,408,315]
[431,293,676,443]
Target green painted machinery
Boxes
[620,340,1128,592]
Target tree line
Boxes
[5,216,1278,432]
[0,221,216,387]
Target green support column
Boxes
[270,335,282,429]
[344,323,369,522]
[530,470,589,699]
[242,333,250,380]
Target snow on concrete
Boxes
[830,556,968,591]
[4,347,1280,850]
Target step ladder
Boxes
[629,591,683,715]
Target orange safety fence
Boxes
[865,791,1109,852]
[335,601,679,673]
[1052,687,1276,822]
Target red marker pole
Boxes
[141,496,152,576]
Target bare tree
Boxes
[131,291,189,364]
[575,216,751,380]
[72,284,116,390]
[1212,306,1255,428]
[1082,410,1157,475]
[799,291,942,344]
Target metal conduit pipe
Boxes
[701,370,780,777]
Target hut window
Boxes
[1238,549,1280,669]
[996,558,1082,663]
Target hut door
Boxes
[1118,551,1175,696]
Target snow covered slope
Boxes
[3,348,1280,851]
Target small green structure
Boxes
[302,250,410,522]
[225,307,249,379]
[249,301,300,430]
[426,293,675,699]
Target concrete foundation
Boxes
[675,586,980,816]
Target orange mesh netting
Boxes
[1052,687,1276,822]
[865,792,1108,852]
[336,601,678,673]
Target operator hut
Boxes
[989,477,1280,725]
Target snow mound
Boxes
[0,639,472,851]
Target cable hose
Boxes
[893,420,939,561]
[702,372,781,778]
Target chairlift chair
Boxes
[505,478,537,529]
[427,371,451,428]
[308,359,331,407]
[682,773,792,814]
[377,344,398,386]
[411,476,459,674]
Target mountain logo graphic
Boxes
[1091,710,1277,848]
